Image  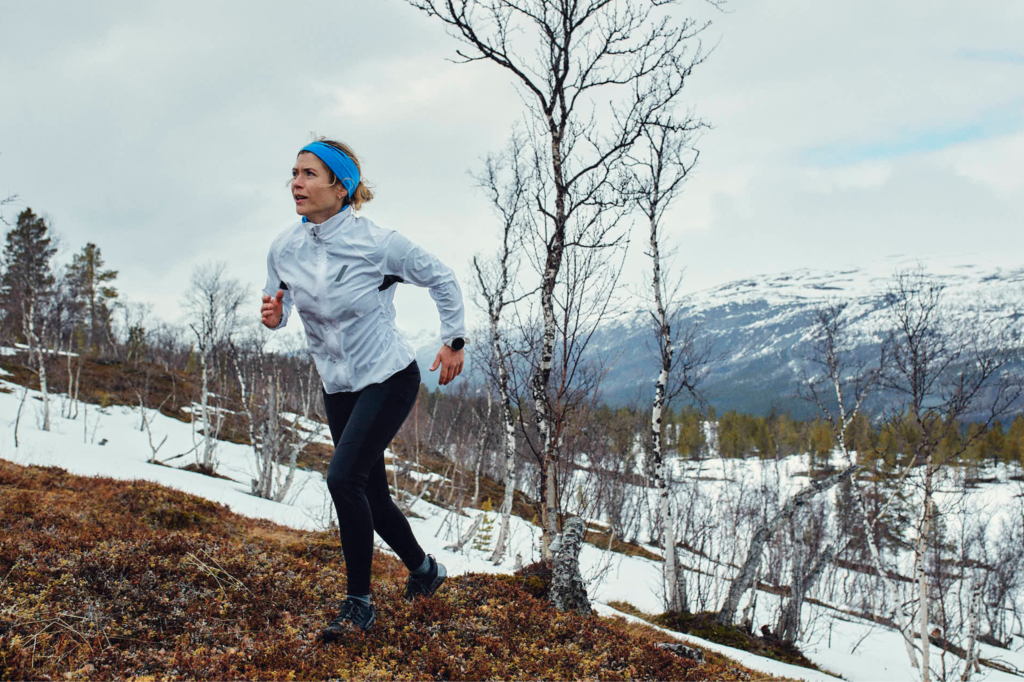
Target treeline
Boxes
[656,406,1024,468]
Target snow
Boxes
[593,603,842,682]
[2,343,80,358]
[3,375,1024,681]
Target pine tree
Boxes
[1,208,56,341]
[473,498,495,553]
[1004,415,1024,465]
[67,242,119,353]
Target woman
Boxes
[260,138,466,641]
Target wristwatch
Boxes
[446,337,465,351]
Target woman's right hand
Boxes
[261,290,284,328]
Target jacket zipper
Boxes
[315,233,343,382]
[315,235,326,322]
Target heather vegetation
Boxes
[0,459,772,681]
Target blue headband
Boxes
[300,142,360,197]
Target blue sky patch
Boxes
[960,48,1024,64]
[802,104,1023,166]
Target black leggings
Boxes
[323,360,426,596]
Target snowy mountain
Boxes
[599,258,1023,416]
[415,256,1024,416]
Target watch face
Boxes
[451,338,465,351]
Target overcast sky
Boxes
[2,0,1022,347]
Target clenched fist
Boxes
[261,290,284,328]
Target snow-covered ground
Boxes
[3,372,1023,681]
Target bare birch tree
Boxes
[881,267,1021,682]
[627,117,710,613]
[407,0,708,561]
[717,462,860,626]
[230,331,324,502]
[470,138,533,564]
[183,261,247,473]
[797,300,924,664]
[21,298,51,431]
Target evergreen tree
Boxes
[473,498,495,553]
[1004,415,1024,465]
[1,208,56,340]
[66,241,119,353]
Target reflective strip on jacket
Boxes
[263,206,467,393]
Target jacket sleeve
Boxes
[383,231,467,346]
[263,246,293,331]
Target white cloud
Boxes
[931,126,1024,195]
[0,0,1021,342]
[801,161,893,194]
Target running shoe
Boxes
[404,554,447,600]
[321,598,376,642]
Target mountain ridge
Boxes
[413,258,1024,418]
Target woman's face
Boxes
[292,152,347,223]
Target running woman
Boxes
[260,138,466,641]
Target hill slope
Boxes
[0,459,772,681]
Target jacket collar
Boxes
[303,206,352,240]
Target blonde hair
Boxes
[312,137,375,211]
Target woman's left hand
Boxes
[430,345,464,386]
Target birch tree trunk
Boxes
[72,351,82,420]
[960,570,983,682]
[200,348,215,470]
[186,261,247,473]
[549,516,592,616]
[302,361,315,420]
[650,215,682,612]
[778,543,836,644]
[36,337,50,433]
[65,342,73,419]
[273,438,300,503]
[534,237,562,562]
[473,390,491,507]
[717,464,860,626]
[629,118,704,612]
[491,335,519,564]
[260,377,279,499]
[916,454,935,682]
[23,300,51,431]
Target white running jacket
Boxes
[263,206,466,393]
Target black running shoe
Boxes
[404,554,447,600]
[321,598,376,642]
